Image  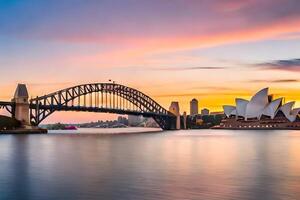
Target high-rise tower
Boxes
[190,98,198,115]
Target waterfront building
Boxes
[210,111,224,115]
[128,115,143,126]
[190,98,199,115]
[219,88,300,129]
[195,118,204,126]
[201,108,209,116]
[117,116,128,125]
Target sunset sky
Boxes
[1,0,300,123]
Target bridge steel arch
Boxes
[29,83,176,130]
[0,101,15,116]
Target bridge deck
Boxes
[30,104,172,118]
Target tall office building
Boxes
[190,98,199,115]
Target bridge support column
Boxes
[183,111,187,129]
[169,101,181,130]
[12,84,30,126]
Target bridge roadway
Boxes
[30,104,171,118]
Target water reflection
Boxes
[1,136,31,199]
[0,129,300,199]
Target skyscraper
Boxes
[190,98,198,115]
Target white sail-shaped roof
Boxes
[223,105,236,117]
[222,87,300,122]
[291,108,300,116]
[235,98,249,117]
[231,109,237,115]
[280,101,299,122]
[262,98,282,119]
[245,88,269,119]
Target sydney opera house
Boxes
[218,88,300,129]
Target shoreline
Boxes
[211,126,300,130]
[0,128,48,134]
[48,127,163,135]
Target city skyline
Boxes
[1,0,300,123]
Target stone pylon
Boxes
[183,111,187,129]
[12,84,30,125]
[169,101,181,129]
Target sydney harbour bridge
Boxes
[0,83,182,130]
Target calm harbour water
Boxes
[1,128,300,200]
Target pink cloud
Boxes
[64,16,300,69]
[214,0,257,12]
